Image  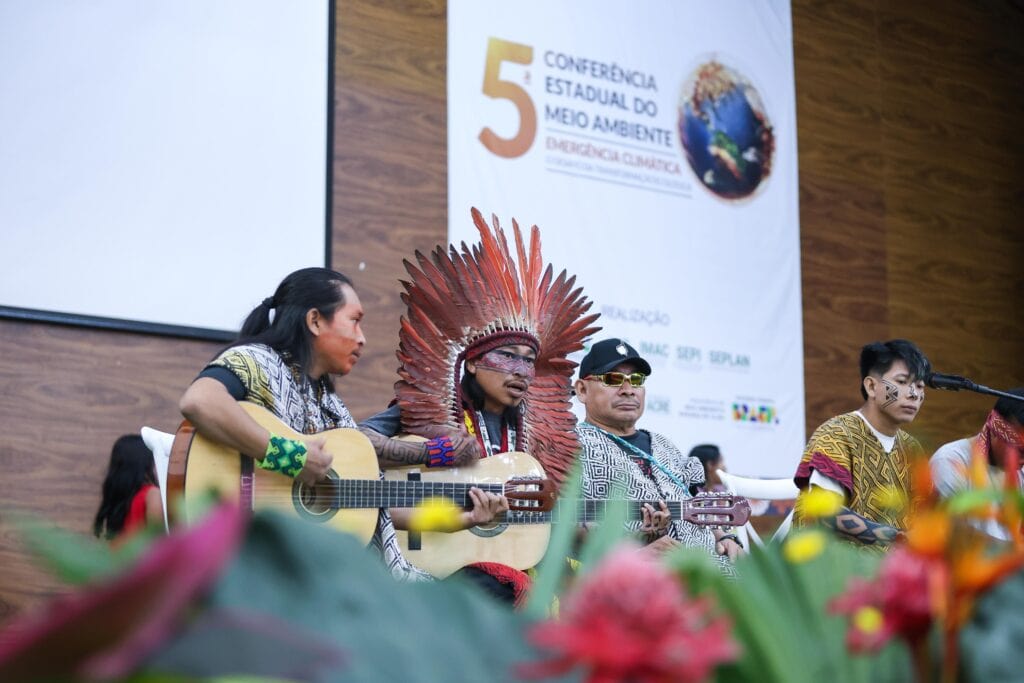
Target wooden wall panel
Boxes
[0,321,219,620]
[877,0,1024,451]
[331,0,448,422]
[1,0,1022,622]
[792,0,889,427]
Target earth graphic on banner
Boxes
[678,60,774,200]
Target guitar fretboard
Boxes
[329,480,507,509]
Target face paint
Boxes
[881,379,899,408]
[475,349,537,380]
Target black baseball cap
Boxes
[578,338,652,378]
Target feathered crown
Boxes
[394,208,601,486]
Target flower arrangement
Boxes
[1,448,1022,683]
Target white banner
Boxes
[448,0,804,478]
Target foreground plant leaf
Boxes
[0,502,245,682]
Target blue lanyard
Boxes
[591,425,691,493]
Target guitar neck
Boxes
[330,479,506,509]
[577,499,686,523]
[493,497,745,528]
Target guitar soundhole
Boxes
[291,470,340,522]
[468,522,508,538]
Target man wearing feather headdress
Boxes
[359,208,599,601]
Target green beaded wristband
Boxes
[259,433,308,478]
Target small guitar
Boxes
[387,463,750,577]
[166,402,556,546]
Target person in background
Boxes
[930,388,1024,540]
[689,444,726,494]
[93,434,163,540]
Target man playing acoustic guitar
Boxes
[179,266,432,581]
[574,338,742,574]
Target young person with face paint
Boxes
[793,339,931,548]
[930,388,1024,540]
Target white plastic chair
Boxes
[716,469,799,548]
[140,426,175,532]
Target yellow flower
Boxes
[783,530,826,563]
[408,497,462,532]
[800,488,843,518]
[873,485,908,514]
[852,606,884,634]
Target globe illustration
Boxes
[678,60,774,200]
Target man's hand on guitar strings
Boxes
[459,486,509,528]
[296,437,333,485]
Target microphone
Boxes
[925,372,979,392]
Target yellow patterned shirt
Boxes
[793,411,924,530]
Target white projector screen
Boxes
[0,0,332,340]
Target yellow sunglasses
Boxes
[584,372,647,387]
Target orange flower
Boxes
[904,509,951,558]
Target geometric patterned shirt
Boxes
[792,411,924,532]
[575,422,735,575]
[207,343,431,582]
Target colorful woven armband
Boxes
[259,433,308,478]
[424,436,456,468]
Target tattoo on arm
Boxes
[823,506,901,545]
[359,428,427,467]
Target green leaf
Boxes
[946,488,1004,514]
[959,567,1024,682]
[523,463,584,619]
[147,509,558,683]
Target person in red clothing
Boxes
[93,434,163,540]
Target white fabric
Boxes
[931,436,1023,541]
[809,469,845,495]
[140,426,174,532]
[716,468,798,546]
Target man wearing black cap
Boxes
[574,338,741,570]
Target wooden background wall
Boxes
[1,0,1022,621]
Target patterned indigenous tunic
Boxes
[575,422,735,575]
[793,411,924,532]
[208,343,431,582]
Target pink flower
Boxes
[829,547,945,652]
[520,546,737,683]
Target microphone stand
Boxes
[938,380,1024,402]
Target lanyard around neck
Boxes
[591,424,690,493]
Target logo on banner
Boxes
[732,401,780,425]
[678,60,774,200]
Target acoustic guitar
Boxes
[168,402,750,577]
[166,402,555,546]
[386,461,751,577]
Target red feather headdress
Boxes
[394,208,601,487]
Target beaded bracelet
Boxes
[424,436,456,468]
[258,433,308,478]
